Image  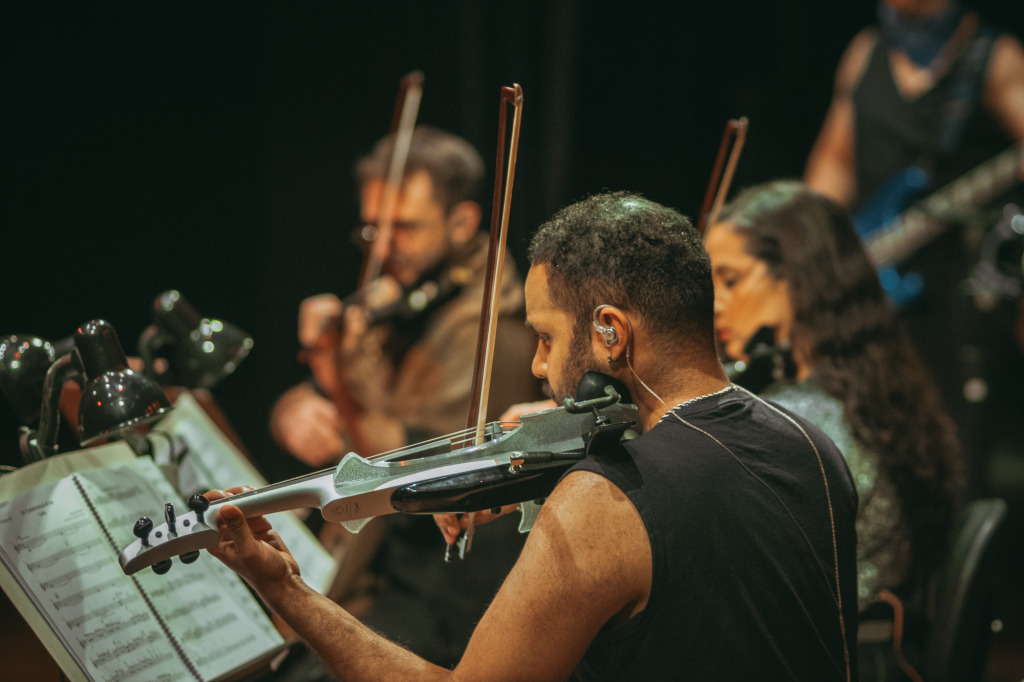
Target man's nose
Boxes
[370,229,393,263]
[531,348,547,379]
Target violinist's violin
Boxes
[721,326,797,394]
[118,373,639,576]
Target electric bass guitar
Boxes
[855,143,1023,305]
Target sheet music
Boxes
[156,392,336,594]
[0,454,283,682]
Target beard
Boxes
[543,324,604,401]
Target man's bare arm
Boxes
[984,34,1024,175]
[206,469,651,682]
[805,29,877,207]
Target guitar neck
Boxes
[866,143,1023,267]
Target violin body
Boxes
[118,395,639,576]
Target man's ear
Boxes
[447,201,482,246]
[593,305,631,365]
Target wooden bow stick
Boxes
[452,83,524,560]
[359,70,424,287]
[331,71,423,458]
[697,117,749,235]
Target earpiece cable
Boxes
[613,323,850,682]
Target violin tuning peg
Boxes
[180,550,201,565]
[133,517,153,546]
[164,503,177,535]
[188,494,210,525]
[152,558,173,575]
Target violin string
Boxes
[363,421,520,462]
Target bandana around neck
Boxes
[877,1,966,68]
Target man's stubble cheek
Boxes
[553,326,602,400]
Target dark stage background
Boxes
[4,1,1023,479]
[4,2,1024,678]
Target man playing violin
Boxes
[272,125,539,465]
[207,193,860,680]
[271,125,541,667]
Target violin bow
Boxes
[697,117,749,235]
[452,84,524,560]
[358,70,424,287]
[336,71,423,458]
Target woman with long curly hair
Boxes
[704,181,962,672]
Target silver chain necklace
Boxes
[659,384,737,421]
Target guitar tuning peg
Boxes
[133,517,153,547]
[152,558,172,575]
[180,551,201,564]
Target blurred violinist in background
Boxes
[271,125,541,671]
[705,181,964,680]
[273,125,539,465]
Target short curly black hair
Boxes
[528,192,715,352]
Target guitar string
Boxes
[72,474,204,682]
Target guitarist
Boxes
[804,0,1024,493]
[805,0,1024,209]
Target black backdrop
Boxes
[4,1,1022,479]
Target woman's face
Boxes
[704,222,794,362]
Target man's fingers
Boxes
[433,513,462,545]
[498,399,559,423]
[246,516,273,535]
[203,489,228,502]
[220,504,259,559]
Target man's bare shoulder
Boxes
[836,27,879,95]
[984,34,1024,141]
[527,469,651,609]
[454,469,652,681]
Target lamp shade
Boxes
[147,290,254,389]
[75,320,172,445]
[0,335,56,424]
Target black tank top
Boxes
[851,25,1010,211]
[566,389,860,681]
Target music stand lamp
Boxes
[138,290,253,390]
[19,320,172,463]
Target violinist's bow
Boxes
[359,71,424,287]
[697,117,748,235]
[450,84,525,561]
[322,71,423,458]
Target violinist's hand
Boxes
[432,399,558,544]
[271,385,346,467]
[499,399,558,424]
[434,506,521,545]
[299,294,343,349]
[340,304,369,356]
[204,487,302,594]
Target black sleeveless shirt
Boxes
[566,389,859,681]
[852,25,1010,211]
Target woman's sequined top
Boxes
[763,378,909,611]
